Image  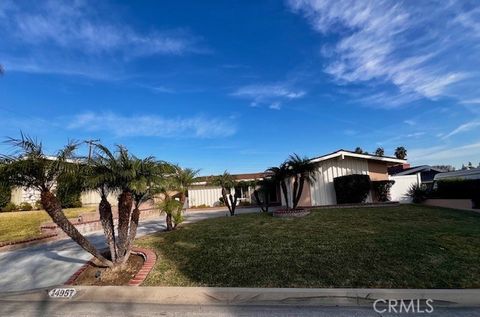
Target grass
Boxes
[135,205,480,288]
[0,207,96,243]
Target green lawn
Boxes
[135,205,480,288]
[0,207,96,243]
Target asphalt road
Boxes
[0,207,259,292]
[1,301,479,317]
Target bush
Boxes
[34,200,43,210]
[407,184,428,203]
[333,174,371,204]
[1,202,17,212]
[18,202,33,211]
[172,209,185,227]
[432,179,480,199]
[0,184,11,208]
[372,180,395,202]
[238,200,252,206]
[218,196,226,206]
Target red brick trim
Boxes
[64,247,157,286]
[273,209,310,218]
[128,248,157,286]
[64,260,95,285]
[0,233,58,249]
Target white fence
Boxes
[389,174,420,203]
[188,186,225,207]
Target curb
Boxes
[64,247,156,286]
[0,234,59,252]
[1,287,480,308]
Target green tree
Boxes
[1,134,112,266]
[354,147,364,154]
[210,171,237,216]
[375,147,384,157]
[286,154,317,209]
[171,165,199,205]
[253,177,276,213]
[394,146,407,160]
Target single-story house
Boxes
[187,172,280,208]
[188,150,406,208]
[389,165,445,189]
[286,150,406,206]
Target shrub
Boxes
[34,200,43,210]
[371,180,395,202]
[193,204,209,209]
[238,200,252,206]
[1,202,17,212]
[432,179,480,199]
[218,196,226,206]
[407,184,428,203]
[18,202,33,211]
[333,174,371,204]
[172,209,185,227]
[0,184,11,208]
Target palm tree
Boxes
[266,162,290,209]
[210,171,237,216]
[375,147,384,156]
[286,154,317,209]
[394,146,407,159]
[87,144,169,264]
[253,177,275,212]
[354,147,364,154]
[171,165,200,205]
[0,134,112,266]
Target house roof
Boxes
[393,165,444,176]
[434,168,480,181]
[309,149,406,165]
[192,172,270,185]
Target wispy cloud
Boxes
[442,120,480,139]
[287,0,479,107]
[0,0,204,77]
[409,142,480,165]
[231,83,305,109]
[67,112,236,138]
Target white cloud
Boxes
[0,0,198,56]
[287,0,477,107]
[231,83,305,109]
[67,112,236,138]
[409,142,480,164]
[442,121,480,139]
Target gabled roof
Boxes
[309,149,406,165]
[393,165,444,176]
[192,172,270,186]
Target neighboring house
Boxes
[433,167,480,182]
[389,165,445,189]
[187,172,280,208]
[285,150,406,206]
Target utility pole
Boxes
[84,139,100,161]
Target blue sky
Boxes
[1,0,479,175]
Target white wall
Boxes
[188,186,225,207]
[309,157,370,206]
[389,174,420,203]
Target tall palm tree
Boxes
[375,147,384,157]
[210,171,237,216]
[266,162,290,209]
[394,146,407,160]
[0,134,112,267]
[286,154,317,209]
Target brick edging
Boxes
[128,248,157,286]
[64,247,157,286]
[0,233,58,249]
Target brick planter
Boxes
[65,247,157,286]
[273,209,311,218]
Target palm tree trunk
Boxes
[222,187,232,215]
[292,175,299,209]
[228,194,236,216]
[99,195,117,262]
[122,206,141,263]
[165,213,173,231]
[281,180,289,209]
[294,176,305,209]
[253,190,266,212]
[40,190,113,267]
[116,190,133,263]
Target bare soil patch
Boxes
[73,254,144,286]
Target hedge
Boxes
[333,174,371,204]
[431,179,480,199]
[0,184,11,208]
[372,180,395,202]
[56,175,83,208]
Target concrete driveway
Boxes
[0,207,261,292]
